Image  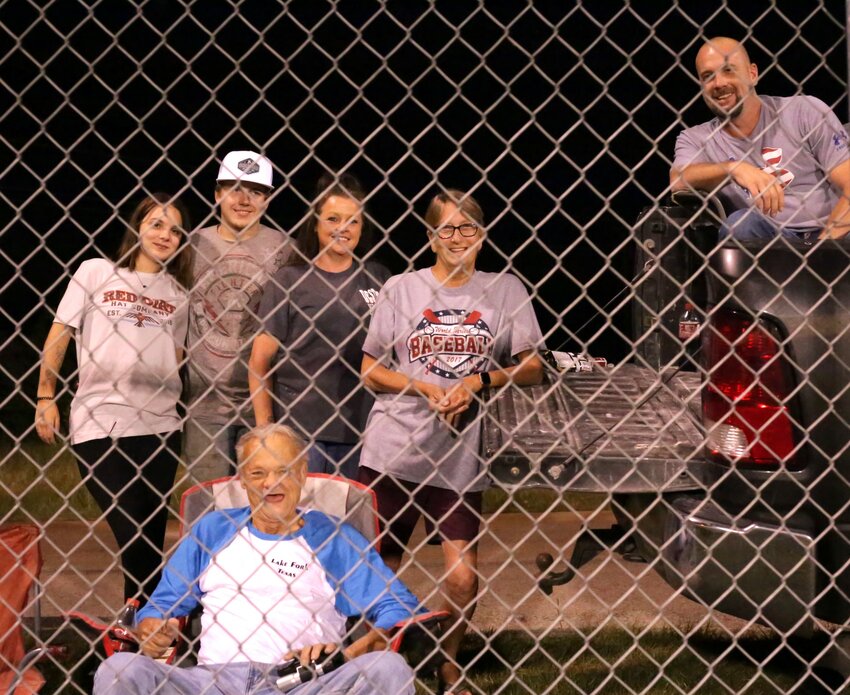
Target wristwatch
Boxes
[479,372,491,388]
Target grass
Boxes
[0,437,199,523]
[0,438,100,522]
[0,437,605,522]
[410,625,809,694]
[27,623,814,695]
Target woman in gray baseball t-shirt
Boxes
[249,173,389,478]
[358,190,544,695]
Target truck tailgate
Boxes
[483,364,705,492]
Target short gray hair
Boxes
[235,423,308,467]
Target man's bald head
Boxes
[236,423,307,468]
[695,37,758,120]
[696,37,752,73]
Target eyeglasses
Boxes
[435,223,479,239]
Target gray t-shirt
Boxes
[673,95,850,229]
[260,261,390,444]
[187,224,289,424]
[360,268,543,492]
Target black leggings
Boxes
[73,432,180,605]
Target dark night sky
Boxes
[1,0,847,432]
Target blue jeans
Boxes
[719,208,817,241]
[307,441,360,479]
[183,420,250,484]
[93,651,415,695]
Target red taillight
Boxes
[702,308,796,468]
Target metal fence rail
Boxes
[2,2,850,693]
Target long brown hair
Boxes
[115,193,194,289]
[286,173,374,266]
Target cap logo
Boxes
[237,158,260,175]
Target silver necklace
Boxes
[134,269,148,289]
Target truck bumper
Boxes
[659,495,817,635]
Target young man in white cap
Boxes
[184,150,290,482]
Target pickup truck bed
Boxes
[487,210,850,640]
[484,365,704,493]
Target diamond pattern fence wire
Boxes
[2,1,850,693]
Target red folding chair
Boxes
[180,473,380,541]
[1,525,66,695]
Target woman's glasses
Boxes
[435,223,479,239]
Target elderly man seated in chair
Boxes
[94,423,418,695]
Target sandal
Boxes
[437,662,474,695]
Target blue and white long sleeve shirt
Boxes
[138,508,421,664]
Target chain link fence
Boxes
[3,1,850,693]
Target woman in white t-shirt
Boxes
[358,190,544,695]
[34,193,193,605]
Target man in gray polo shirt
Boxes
[671,37,850,240]
[184,151,289,482]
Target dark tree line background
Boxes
[1,0,846,436]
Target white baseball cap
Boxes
[216,150,274,190]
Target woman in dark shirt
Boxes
[249,174,389,478]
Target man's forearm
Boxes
[670,161,733,192]
[820,160,850,239]
[821,194,850,239]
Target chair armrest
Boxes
[66,611,137,659]
[388,610,450,673]
[65,611,181,663]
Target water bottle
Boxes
[275,652,346,692]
